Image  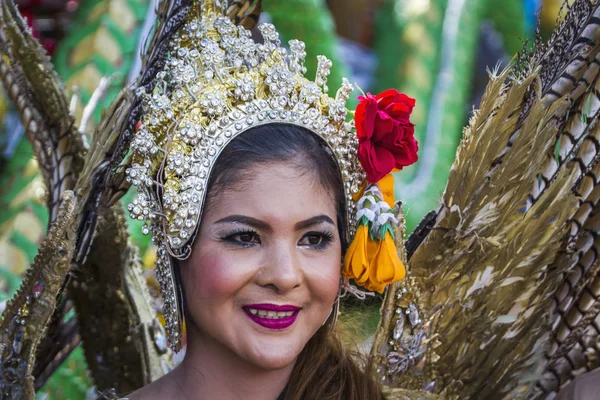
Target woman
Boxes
[120,0,417,397]
[4,0,600,398]
[128,125,390,399]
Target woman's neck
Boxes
[127,323,294,400]
[172,324,293,400]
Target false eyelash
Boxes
[313,230,335,242]
[220,228,259,240]
[303,230,335,249]
[221,228,258,236]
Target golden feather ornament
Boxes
[370,2,600,398]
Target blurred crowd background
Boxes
[0,0,572,398]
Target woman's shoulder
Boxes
[122,372,178,400]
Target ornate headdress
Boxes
[127,0,417,352]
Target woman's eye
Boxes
[237,232,258,243]
[306,234,323,245]
[223,231,261,246]
[299,232,334,248]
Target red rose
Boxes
[355,89,419,183]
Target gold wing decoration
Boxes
[371,0,600,398]
[227,0,262,29]
[0,92,143,395]
[0,191,77,400]
[0,0,176,396]
[0,0,89,387]
[63,90,173,395]
[0,0,85,224]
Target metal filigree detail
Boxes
[384,285,430,377]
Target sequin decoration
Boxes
[385,284,429,377]
[32,281,44,299]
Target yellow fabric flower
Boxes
[368,230,405,293]
[344,173,406,293]
[344,226,406,293]
[377,171,397,208]
[352,169,398,205]
[343,224,370,286]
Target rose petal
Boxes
[394,125,417,150]
[357,144,374,181]
[377,123,408,147]
[356,89,419,183]
[385,102,414,121]
[356,95,378,141]
[372,125,418,168]
[358,138,374,162]
[375,89,403,107]
[372,112,394,141]
[377,90,415,111]
[369,146,396,183]
[392,141,419,168]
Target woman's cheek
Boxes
[303,255,340,301]
[189,248,257,298]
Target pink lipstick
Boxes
[243,304,301,330]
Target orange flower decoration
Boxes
[343,224,370,287]
[343,177,406,293]
[369,231,405,292]
[377,171,397,208]
[343,225,405,293]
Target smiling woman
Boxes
[128,125,385,399]
[119,1,412,398]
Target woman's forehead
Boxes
[205,164,337,223]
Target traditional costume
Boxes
[1,0,600,399]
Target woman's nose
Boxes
[256,241,302,293]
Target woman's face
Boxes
[180,162,341,371]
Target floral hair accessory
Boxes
[343,90,418,293]
[356,89,418,183]
[343,178,405,293]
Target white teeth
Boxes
[246,308,296,319]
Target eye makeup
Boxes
[220,228,261,247]
[219,227,336,250]
[299,230,335,250]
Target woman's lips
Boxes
[243,304,301,330]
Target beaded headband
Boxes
[127,0,414,352]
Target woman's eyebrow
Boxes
[214,215,271,232]
[295,215,335,231]
[214,215,335,231]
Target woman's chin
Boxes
[246,351,299,371]
[231,311,311,370]
[239,336,303,371]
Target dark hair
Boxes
[205,123,348,251]
[197,123,384,400]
